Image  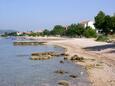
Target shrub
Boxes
[96,35,109,42]
[84,27,97,38]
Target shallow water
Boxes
[0,38,91,86]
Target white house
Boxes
[80,20,95,29]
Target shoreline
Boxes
[46,37,115,86]
[12,36,115,86]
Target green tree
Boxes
[103,15,112,35]
[43,29,50,36]
[76,24,84,36]
[94,11,113,35]
[28,32,40,37]
[94,11,105,33]
[7,32,17,36]
[65,24,84,37]
[51,25,65,36]
[111,15,115,33]
[65,24,78,37]
[83,27,97,38]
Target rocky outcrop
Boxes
[31,52,54,56]
[31,52,69,60]
[13,41,46,46]
[70,55,84,62]
[31,55,52,60]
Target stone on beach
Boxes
[70,55,84,62]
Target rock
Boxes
[32,52,54,56]
[58,80,69,86]
[64,54,69,56]
[54,70,65,75]
[69,74,77,78]
[31,52,55,60]
[71,55,79,60]
[31,51,68,60]
[51,52,67,57]
[54,70,68,75]
[64,56,68,60]
[13,41,46,46]
[31,55,52,60]
[70,55,84,61]
[60,60,64,64]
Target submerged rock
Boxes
[54,70,68,75]
[60,60,64,64]
[31,52,54,56]
[64,56,68,60]
[69,74,78,78]
[13,41,46,46]
[31,55,52,60]
[31,52,54,60]
[31,52,68,60]
[58,80,69,86]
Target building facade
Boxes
[80,20,95,29]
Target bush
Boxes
[50,25,65,36]
[83,27,97,38]
[65,24,85,37]
[96,35,109,42]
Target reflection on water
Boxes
[0,39,90,86]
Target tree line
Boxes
[43,24,97,38]
[1,11,115,38]
[43,11,115,37]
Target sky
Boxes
[0,0,115,31]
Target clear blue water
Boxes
[0,38,90,86]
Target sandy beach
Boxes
[44,37,115,86]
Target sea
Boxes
[0,38,91,86]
